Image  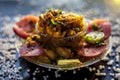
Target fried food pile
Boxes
[36,9,86,37]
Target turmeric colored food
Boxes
[36,9,86,37]
[13,9,111,70]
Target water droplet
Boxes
[43,76,47,80]
[64,70,67,73]
[73,70,76,74]
[42,70,45,73]
[48,68,51,71]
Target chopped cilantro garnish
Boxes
[29,21,34,27]
[57,10,62,14]
[50,23,55,28]
[73,28,80,32]
[95,41,102,46]
[48,8,54,12]
[57,21,65,25]
[92,24,99,31]
[51,19,65,26]
[51,19,58,25]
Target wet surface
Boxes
[0,0,120,80]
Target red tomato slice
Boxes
[77,44,107,57]
[93,19,109,25]
[87,19,111,39]
[19,44,44,57]
[13,25,30,39]
[13,15,38,39]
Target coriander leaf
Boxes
[95,41,102,46]
[51,19,58,25]
[48,8,54,12]
[92,24,99,31]
[57,21,65,25]
[50,23,54,28]
[73,28,80,32]
[57,10,62,14]
[29,21,34,27]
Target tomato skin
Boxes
[93,19,108,25]
[16,15,38,31]
[77,19,111,58]
[99,22,111,39]
[77,44,107,58]
[87,19,111,39]
[13,15,38,39]
[13,24,30,39]
[19,44,44,57]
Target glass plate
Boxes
[15,36,111,70]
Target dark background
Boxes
[0,0,120,80]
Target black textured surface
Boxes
[0,0,120,80]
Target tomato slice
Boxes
[87,19,111,39]
[13,25,30,39]
[77,44,107,57]
[99,22,111,39]
[19,44,44,57]
[13,15,38,39]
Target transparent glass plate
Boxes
[15,36,111,70]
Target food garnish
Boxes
[13,9,111,69]
[85,31,105,44]
[13,15,38,39]
[37,9,86,37]
[87,19,111,39]
[57,59,82,69]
